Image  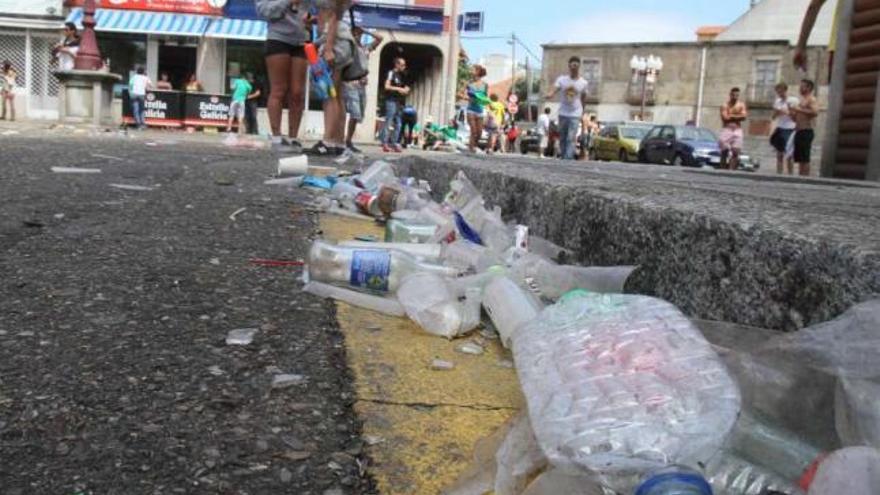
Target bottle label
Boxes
[349,250,392,292]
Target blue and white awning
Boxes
[204,18,267,41]
[66,8,211,36]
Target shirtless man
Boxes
[719,87,748,171]
[789,79,819,177]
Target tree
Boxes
[456,51,472,99]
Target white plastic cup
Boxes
[278,155,309,177]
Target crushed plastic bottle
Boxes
[307,241,460,293]
[482,276,542,348]
[807,447,880,495]
[303,281,406,317]
[397,272,482,338]
[511,291,741,492]
[385,219,439,243]
[509,253,636,300]
[354,160,397,191]
[704,451,806,495]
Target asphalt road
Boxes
[0,134,375,495]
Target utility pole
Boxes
[511,32,517,97]
[525,57,532,122]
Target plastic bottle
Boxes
[509,253,636,300]
[303,281,406,317]
[634,467,713,495]
[511,290,741,491]
[704,451,806,495]
[807,447,880,495]
[307,241,460,293]
[482,276,542,348]
[726,412,823,482]
[354,160,397,191]
[397,272,482,338]
[385,219,438,243]
[330,181,364,211]
[339,240,442,261]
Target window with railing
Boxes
[581,59,601,102]
[749,59,779,107]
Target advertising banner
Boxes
[66,0,224,16]
[183,93,232,127]
[122,90,183,127]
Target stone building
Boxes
[540,0,835,166]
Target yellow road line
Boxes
[320,214,523,495]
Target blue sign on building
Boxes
[223,0,259,20]
[458,11,483,32]
[352,5,444,34]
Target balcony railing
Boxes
[747,83,777,108]
[626,82,655,106]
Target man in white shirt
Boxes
[544,57,589,160]
[128,67,153,130]
[770,82,800,175]
[536,107,551,157]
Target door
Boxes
[641,126,663,163]
[657,126,677,164]
[158,44,197,91]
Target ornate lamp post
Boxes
[629,54,663,121]
[73,0,103,70]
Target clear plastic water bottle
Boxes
[354,160,397,191]
[397,272,481,338]
[634,467,713,495]
[704,450,805,495]
[307,241,460,293]
[385,219,438,243]
[509,253,637,300]
[511,290,741,491]
[482,276,542,348]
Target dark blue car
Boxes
[638,125,722,167]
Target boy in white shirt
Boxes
[128,67,153,130]
[770,82,799,175]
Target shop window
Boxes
[97,32,146,95]
[226,40,267,107]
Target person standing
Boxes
[344,26,382,153]
[579,114,599,160]
[156,72,173,90]
[486,94,506,154]
[506,122,520,153]
[789,79,819,177]
[400,104,418,149]
[545,57,589,160]
[309,0,360,157]
[53,22,80,72]
[719,87,748,170]
[244,73,262,135]
[128,66,152,130]
[770,82,799,175]
[226,75,252,135]
[460,64,488,153]
[255,0,309,153]
[537,107,551,158]
[0,61,15,121]
[184,73,203,92]
[382,57,410,153]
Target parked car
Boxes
[638,125,723,167]
[519,128,542,155]
[590,124,652,162]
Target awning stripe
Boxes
[65,8,211,37]
[204,17,267,41]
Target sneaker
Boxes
[346,142,362,154]
[382,144,393,153]
[333,146,347,157]
[393,144,403,153]
[307,141,333,156]
[284,137,304,154]
[335,148,354,163]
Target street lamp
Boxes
[630,54,663,121]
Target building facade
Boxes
[57,0,460,141]
[540,0,834,169]
[0,0,66,119]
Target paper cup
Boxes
[278,155,309,177]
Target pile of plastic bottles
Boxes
[297,160,880,495]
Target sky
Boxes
[460,0,755,64]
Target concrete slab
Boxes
[392,153,880,332]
